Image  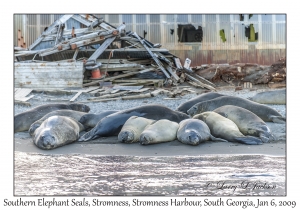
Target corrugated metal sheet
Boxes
[14,62,84,89]
[14,14,286,65]
[14,15,25,47]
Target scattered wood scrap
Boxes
[15,88,34,102]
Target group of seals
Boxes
[187,95,286,123]
[15,88,285,149]
[213,105,274,142]
[193,112,263,145]
[78,104,189,142]
[14,103,90,133]
[118,116,155,143]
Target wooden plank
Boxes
[173,57,183,69]
[89,88,105,94]
[14,100,31,106]
[14,62,83,89]
[112,85,143,91]
[129,88,151,93]
[88,91,129,100]
[113,79,164,83]
[83,68,155,87]
[15,88,33,98]
[70,91,83,102]
[185,74,216,91]
[82,86,100,93]
[114,82,154,86]
[15,95,35,102]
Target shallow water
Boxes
[14,152,285,196]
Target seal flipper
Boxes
[209,135,228,142]
[233,136,263,145]
[270,116,286,124]
[29,122,42,136]
[259,132,276,143]
[78,129,95,142]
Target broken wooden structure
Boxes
[14,14,214,90]
[14,14,285,92]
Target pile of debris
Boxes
[14,14,215,91]
[192,57,286,89]
[14,14,285,92]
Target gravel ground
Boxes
[14,85,286,118]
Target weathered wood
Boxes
[15,95,35,102]
[15,88,32,99]
[110,89,120,94]
[185,74,216,91]
[14,62,84,89]
[121,93,152,100]
[182,68,216,87]
[70,91,83,102]
[81,86,100,93]
[14,100,31,106]
[129,88,151,93]
[173,57,183,69]
[114,82,154,86]
[156,53,180,81]
[96,59,131,64]
[268,82,286,89]
[88,91,129,100]
[99,63,145,72]
[113,79,164,83]
[132,32,170,79]
[187,81,204,88]
[83,68,155,87]
[150,89,172,97]
[112,85,143,91]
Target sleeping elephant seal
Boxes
[29,110,88,136]
[187,95,286,124]
[213,105,275,143]
[78,104,189,142]
[177,119,227,146]
[14,103,90,133]
[176,92,224,114]
[118,116,155,143]
[78,110,118,129]
[248,89,286,105]
[193,112,263,145]
[139,119,179,145]
[33,116,85,150]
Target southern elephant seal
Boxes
[29,110,87,136]
[187,95,286,123]
[33,116,85,150]
[118,116,155,143]
[176,92,224,114]
[78,110,118,128]
[248,89,286,105]
[213,105,275,143]
[139,119,179,145]
[14,103,90,133]
[177,119,227,146]
[78,104,189,142]
[193,112,263,145]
